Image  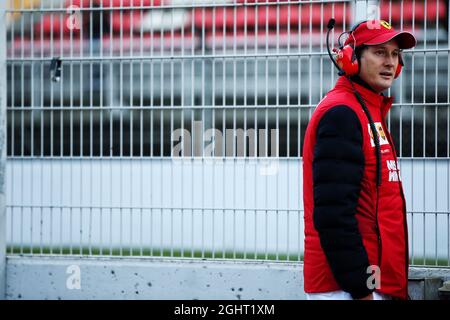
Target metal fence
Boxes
[4,0,450,267]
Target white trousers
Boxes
[306,290,391,300]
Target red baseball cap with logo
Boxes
[344,20,416,49]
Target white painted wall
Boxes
[5,159,450,260]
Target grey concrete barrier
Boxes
[5,255,450,300]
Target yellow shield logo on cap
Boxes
[380,20,392,30]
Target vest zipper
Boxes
[383,120,409,299]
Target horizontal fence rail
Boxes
[5,0,450,267]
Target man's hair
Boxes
[354,45,369,64]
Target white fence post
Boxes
[353,0,380,24]
[0,0,7,300]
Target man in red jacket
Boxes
[302,20,416,300]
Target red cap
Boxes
[344,20,416,49]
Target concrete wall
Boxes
[6,256,304,300]
[5,255,450,300]
[0,0,7,300]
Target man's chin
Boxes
[373,79,393,93]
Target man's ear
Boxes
[354,45,368,66]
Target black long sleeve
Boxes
[312,105,374,299]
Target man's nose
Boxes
[384,54,397,67]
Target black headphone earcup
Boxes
[351,50,357,63]
[398,53,404,66]
[351,49,360,74]
[394,53,404,79]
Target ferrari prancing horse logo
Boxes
[368,122,389,147]
[380,20,392,30]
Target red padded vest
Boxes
[303,76,409,299]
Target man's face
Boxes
[358,40,401,93]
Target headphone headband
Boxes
[350,20,367,33]
[338,20,367,48]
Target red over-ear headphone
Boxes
[333,21,404,78]
[394,54,404,79]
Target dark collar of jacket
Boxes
[350,75,377,93]
[334,76,394,119]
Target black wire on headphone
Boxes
[350,82,382,186]
[326,18,382,186]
